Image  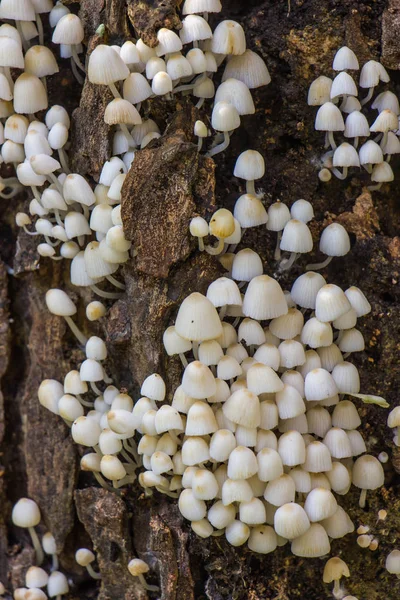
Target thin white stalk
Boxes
[36,14,44,45]
[306,255,333,271]
[106,274,126,290]
[64,316,88,345]
[90,284,123,300]
[29,527,44,566]
[108,82,121,99]
[70,58,84,85]
[71,44,86,73]
[207,131,230,157]
[246,180,256,195]
[361,87,374,106]
[58,148,71,173]
[87,564,102,580]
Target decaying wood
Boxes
[0,0,399,599]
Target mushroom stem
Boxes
[23,226,39,236]
[274,231,282,260]
[156,487,179,498]
[54,209,64,227]
[196,97,205,109]
[15,20,29,52]
[327,131,337,150]
[47,173,64,194]
[333,580,341,597]
[44,235,60,247]
[197,236,205,251]
[90,284,123,300]
[90,381,103,396]
[108,82,121,99]
[0,187,23,199]
[120,448,136,465]
[396,426,400,447]
[137,574,159,592]
[207,131,230,157]
[119,124,136,147]
[123,439,140,463]
[58,148,71,174]
[3,66,14,89]
[279,252,299,271]
[361,87,374,106]
[331,167,347,180]
[197,137,203,152]
[103,372,113,384]
[31,185,42,202]
[306,255,333,271]
[64,316,88,345]
[246,180,256,195]
[93,471,117,492]
[28,526,44,566]
[205,238,224,255]
[71,44,86,73]
[77,395,94,408]
[35,14,44,46]
[51,553,59,571]
[353,136,359,149]
[359,488,367,508]
[70,58,84,85]
[367,183,383,191]
[179,353,188,368]
[169,430,182,446]
[381,131,388,150]
[114,475,136,488]
[192,341,199,360]
[87,564,102,580]
[232,316,240,328]
[219,305,227,320]
[106,274,126,290]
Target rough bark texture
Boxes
[0,0,399,599]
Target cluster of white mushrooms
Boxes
[1,0,399,597]
[309,46,399,188]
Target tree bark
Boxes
[0,0,400,599]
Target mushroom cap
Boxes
[88,44,130,85]
[52,13,84,45]
[291,523,331,557]
[315,102,344,132]
[215,78,255,115]
[386,549,400,574]
[75,548,95,567]
[332,46,359,71]
[352,454,384,490]
[175,292,222,342]
[45,288,76,316]
[222,49,271,89]
[12,498,41,527]
[104,98,141,126]
[211,101,240,132]
[388,406,400,428]
[323,556,350,583]
[320,223,351,257]
[211,19,246,55]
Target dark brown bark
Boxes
[0,0,399,599]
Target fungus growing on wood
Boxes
[12,498,44,565]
